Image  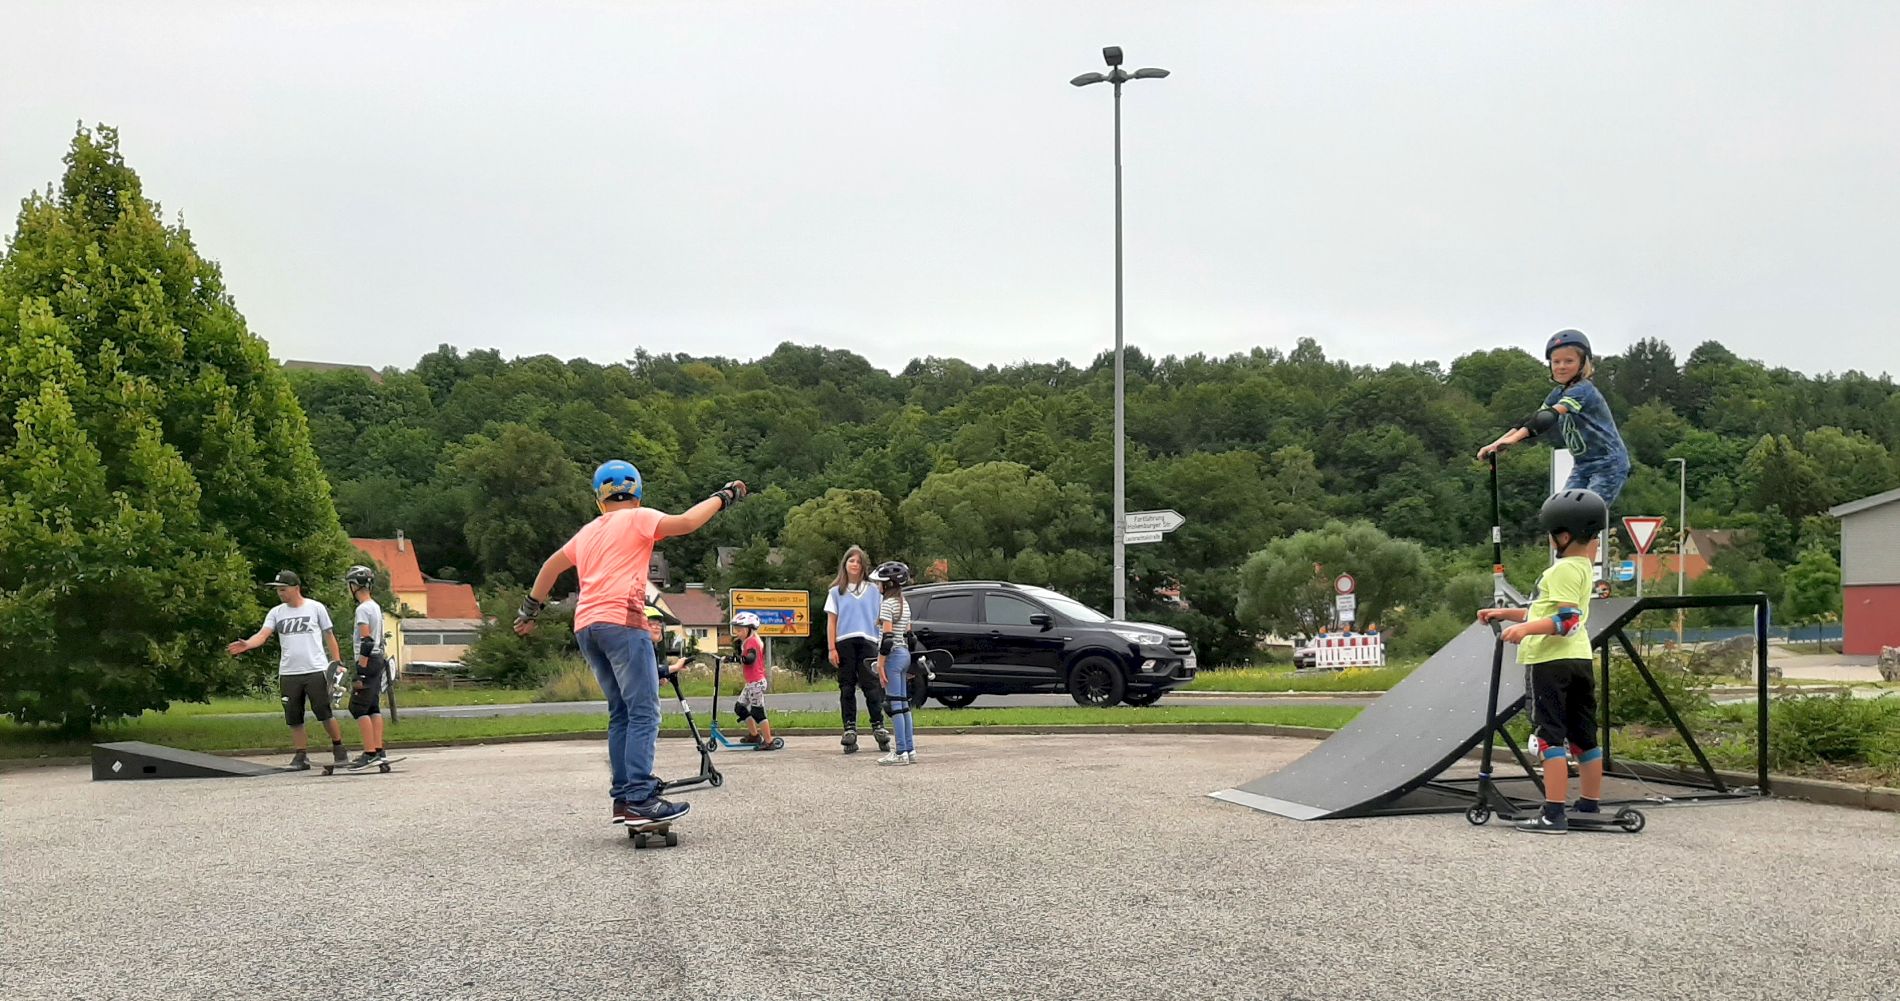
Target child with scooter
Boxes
[1476,489,1608,834]
[1476,329,1630,506]
[729,612,778,749]
[871,561,918,766]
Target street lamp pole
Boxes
[1073,47,1168,619]
[1670,457,1688,643]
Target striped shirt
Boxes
[878,594,912,637]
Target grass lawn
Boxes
[0,704,1361,761]
[157,688,544,716]
[1182,662,1420,693]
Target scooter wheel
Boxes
[1465,806,1491,826]
[705,743,717,755]
[709,772,724,788]
[1616,807,1646,833]
[769,737,785,750]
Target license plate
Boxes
[1183,654,1197,672]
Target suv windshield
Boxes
[1021,587,1110,623]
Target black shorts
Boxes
[1528,658,1598,753]
[349,655,388,718]
[280,671,334,726]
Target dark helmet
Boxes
[592,459,644,503]
[1540,489,1608,543]
[868,561,912,587]
[1544,329,1592,361]
[344,565,376,591]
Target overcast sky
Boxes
[3,1,1894,378]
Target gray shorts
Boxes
[280,671,333,726]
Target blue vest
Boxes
[830,584,881,642]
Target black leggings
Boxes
[836,636,884,730]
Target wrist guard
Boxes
[710,480,748,510]
[515,595,545,626]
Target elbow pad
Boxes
[1517,407,1560,437]
[1550,607,1581,637]
[358,636,374,658]
[740,647,758,666]
[878,634,894,656]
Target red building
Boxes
[1829,489,1900,656]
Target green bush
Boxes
[1390,608,1466,659]
[462,604,576,688]
[1607,650,1712,727]
[1767,693,1900,767]
[535,660,603,703]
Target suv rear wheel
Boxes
[1067,656,1126,707]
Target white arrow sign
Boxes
[1125,509,1185,534]
[1623,516,1665,555]
[1124,530,1164,545]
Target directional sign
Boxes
[1124,530,1164,545]
[1124,509,1185,534]
[1334,574,1356,596]
[1616,560,1637,582]
[728,589,811,637]
[1623,516,1665,555]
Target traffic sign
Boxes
[1334,574,1356,596]
[1124,509,1185,534]
[728,589,811,637]
[1616,561,1636,582]
[1335,593,1357,623]
[1623,516,1665,555]
[1124,530,1164,545]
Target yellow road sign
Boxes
[728,589,811,637]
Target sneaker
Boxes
[624,797,691,826]
[903,751,916,764]
[611,800,632,825]
[331,744,349,764]
[877,750,905,765]
[740,734,761,745]
[288,751,311,771]
[1514,812,1569,835]
[346,751,378,770]
[873,727,892,752]
[1572,798,1601,814]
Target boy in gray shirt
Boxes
[344,565,391,769]
[227,570,348,769]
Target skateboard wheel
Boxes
[664,831,679,847]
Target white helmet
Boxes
[731,612,761,629]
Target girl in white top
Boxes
[824,545,889,754]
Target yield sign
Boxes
[1623,516,1665,555]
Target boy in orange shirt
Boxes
[515,460,746,828]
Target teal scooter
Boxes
[705,654,784,752]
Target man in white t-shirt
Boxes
[226,570,348,770]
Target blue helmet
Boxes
[592,460,643,503]
[1545,329,1592,361]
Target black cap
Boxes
[267,570,302,588]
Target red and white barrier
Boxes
[1311,632,1386,669]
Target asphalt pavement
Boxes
[400,690,1371,719]
[3,734,1894,1001]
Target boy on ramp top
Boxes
[515,460,746,829]
[1477,489,1609,835]
[1478,329,1631,507]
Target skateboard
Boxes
[628,821,678,849]
[320,756,406,776]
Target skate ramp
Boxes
[1210,598,1637,820]
[92,742,284,780]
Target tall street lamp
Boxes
[1072,45,1169,619]
[1670,456,1688,643]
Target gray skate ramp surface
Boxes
[1211,598,1637,819]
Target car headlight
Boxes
[1113,629,1166,646]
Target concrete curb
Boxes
[8,725,1895,813]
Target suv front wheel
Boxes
[1067,656,1126,707]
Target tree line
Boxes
[2,124,1878,725]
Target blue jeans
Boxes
[576,623,661,803]
[885,647,915,753]
[1565,458,1629,509]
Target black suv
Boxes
[903,581,1196,708]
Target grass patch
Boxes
[156,688,544,716]
[532,661,837,703]
[0,704,1360,760]
[1182,663,1418,693]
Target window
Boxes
[927,594,979,623]
[984,594,1040,627]
[689,628,711,641]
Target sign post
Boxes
[1622,517,1665,599]
[1123,509,1185,546]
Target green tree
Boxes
[1743,435,1828,521]
[1234,521,1433,637]
[1,125,350,726]
[1782,547,1842,643]
[454,424,593,585]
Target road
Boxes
[394,690,1372,719]
[5,735,1892,1000]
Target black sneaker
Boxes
[623,797,690,826]
[1514,812,1569,835]
[1572,798,1601,814]
[288,751,311,771]
[331,744,349,764]
[346,752,377,770]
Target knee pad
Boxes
[1541,744,1569,761]
[750,704,767,722]
[1577,746,1603,764]
[885,698,911,717]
